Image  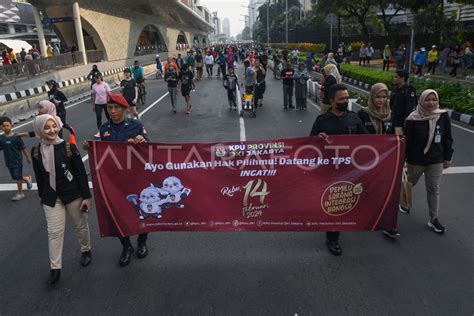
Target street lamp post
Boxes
[285,0,288,47]
[267,0,270,47]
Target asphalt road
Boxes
[0,65,473,315]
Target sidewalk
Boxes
[0,52,169,95]
[351,58,474,87]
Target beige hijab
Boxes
[33,114,64,191]
[362,83,392,134]
[323,64,342,83]
[407,89,447,154]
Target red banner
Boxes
[88,136,405,237]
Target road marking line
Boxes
[308,98,321,111]
[236,86,246,142]
[1,166,471,192]
[5,71,157,133]
[451,123,474,134]
[442,166,474,174]
[81,91,169,163]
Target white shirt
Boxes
[205,55,214,65]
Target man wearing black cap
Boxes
[46,80,68,124]
[310,84,368,256]
[84,92,150,266]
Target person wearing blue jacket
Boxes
[414,48,427,77]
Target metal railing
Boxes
[0,51,107,85]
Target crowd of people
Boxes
[0,41,456,285]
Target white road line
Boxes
[80,91,169,163]
[236,86,246,142]
[451,123,474,134]
[308,98,321,111]
[1,166,471,192]
[6,71,157,133]
[442,166,474,174]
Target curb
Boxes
[0,67,129,104]
[339,74,474,127]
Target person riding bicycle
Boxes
[131,60,146,101]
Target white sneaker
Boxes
[11,193,25,201]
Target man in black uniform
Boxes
[390,70,417,135]
[310,84,368,256]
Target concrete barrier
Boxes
[0,63,157,124]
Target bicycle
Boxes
[137,79,146,105]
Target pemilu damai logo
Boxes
[321,181,363,216]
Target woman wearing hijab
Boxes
[357,83,392,134]
[404,89,454,234]
[293,62,310,111]
[16,101,76,144]
[320,64,342,114]
[31,114,92,285]
[358,83,400,238]
[324,52,338,66]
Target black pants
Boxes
[450,64,458,76]
[119,233,148,248]
[327,231,339,241]
[95,104,109,129]
[427,62,436,75]
[220,64,227,77]
[383,59,390,71]
[206,64,213,76]
[57,110,66,125]
[227,89,237,107]
[415,64,423,76]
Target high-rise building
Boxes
[222,18,230,38]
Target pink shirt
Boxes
[91,82,111,104]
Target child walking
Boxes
[0,117,33,201]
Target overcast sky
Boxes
[202,0,249,36]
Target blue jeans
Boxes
[168,87,177,108]
[8,166,23,181]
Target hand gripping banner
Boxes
[88,136,405,237]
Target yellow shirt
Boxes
[428,50,438,62]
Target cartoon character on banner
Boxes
[127,184,168,220]
[161,176,191,209]
[126,177,191,220]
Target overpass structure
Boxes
[27,0,214,63]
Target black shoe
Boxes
[284,106,288,110]
[428,218,446,234]
[326,240,342,256]
[399,205,410,214]
[383,229,400,238]
[80,250,92,267]
[137,241,148,259]
[47,269,61,285]
[119,246,134,267]
[289,105,295,109]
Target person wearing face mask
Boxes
[358,83,400,238]
[31,114,92,285]
[403,89,453,234]
[310,84,368,256]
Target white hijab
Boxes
[33,114,64,191]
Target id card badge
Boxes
[434,126,441,143]
[65,170,74,182]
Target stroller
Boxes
[240,86,257,118]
